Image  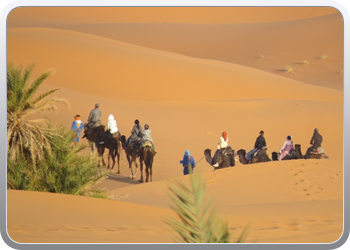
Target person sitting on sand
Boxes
[212,132,229,167]
[245,130,267,163]
[279,135,294,160]
[304,128,323,159]
[180,150,196,175]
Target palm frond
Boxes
[7,63,70,164]
[166,172,231,243]
[20,69,54,108]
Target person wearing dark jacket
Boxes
[304,128,323,159]
[125,119,142,148]
[245,130,267,162]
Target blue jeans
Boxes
[246,148,259,160]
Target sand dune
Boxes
[8,158,343,243]
[6,6,343,245]
[8,8,343,90]
[7,27,343,102]
[7,7,339,26]
[45,13,343,90]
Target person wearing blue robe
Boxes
[180,150,196,175]
[71,115,84,144]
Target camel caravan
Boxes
[80,104,156,183]
[204,129,329,170]
[79,104,328,182]
[83,122,156,183]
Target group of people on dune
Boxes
[71,103,155,151]
[180,128,323,175]
[72,104,323,176]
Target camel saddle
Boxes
[221,146,233,155]
[253,147,267,157]
[132,139,142,149]
[310,147,325,155]
[142,141,153,147]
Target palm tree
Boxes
[7,63,70,164]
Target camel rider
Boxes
[212,132,229,167]
[82,103,101,138]
[245,130,266,163]
[125,119,142,148]
[279,135,295,160]
[99,114,119,144]
[87,103,101,128]
[304,128,323,159]
[141,124,155,150]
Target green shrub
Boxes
[7,125,101,195]
[166,171,248,243]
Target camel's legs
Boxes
[108,149,115,170]
[132,157,139,179]
[115,147,121,174]
[116,153,120,174]
[127,155,134,178]
[139,158,144,182]
[89,141,95,157]
[145,166,149,182]
[149,167,153,182]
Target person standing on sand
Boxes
[180,150,196,175]
[304,128,323,159]
[71,115,84,145]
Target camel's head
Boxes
[271,151,279,161]
[120,135,127,148]
[237,149,246,156]
[204,149,212,156]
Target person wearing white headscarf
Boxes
[107,114,118,134]
[100,114,119,144]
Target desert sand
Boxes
[6,7,343,244]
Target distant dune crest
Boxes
[8,7,339,26]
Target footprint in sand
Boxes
[152,192,164,196]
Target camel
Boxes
[97,134,123,174]
[120,135,141,179]
[295,144,329,159]
[271,151,279,161]
[236,148,271,165]
[138,141,157,183]
[295,144,304,159]
[204,146,235,170]
[83,124,105,159]
[271,149,298,161]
